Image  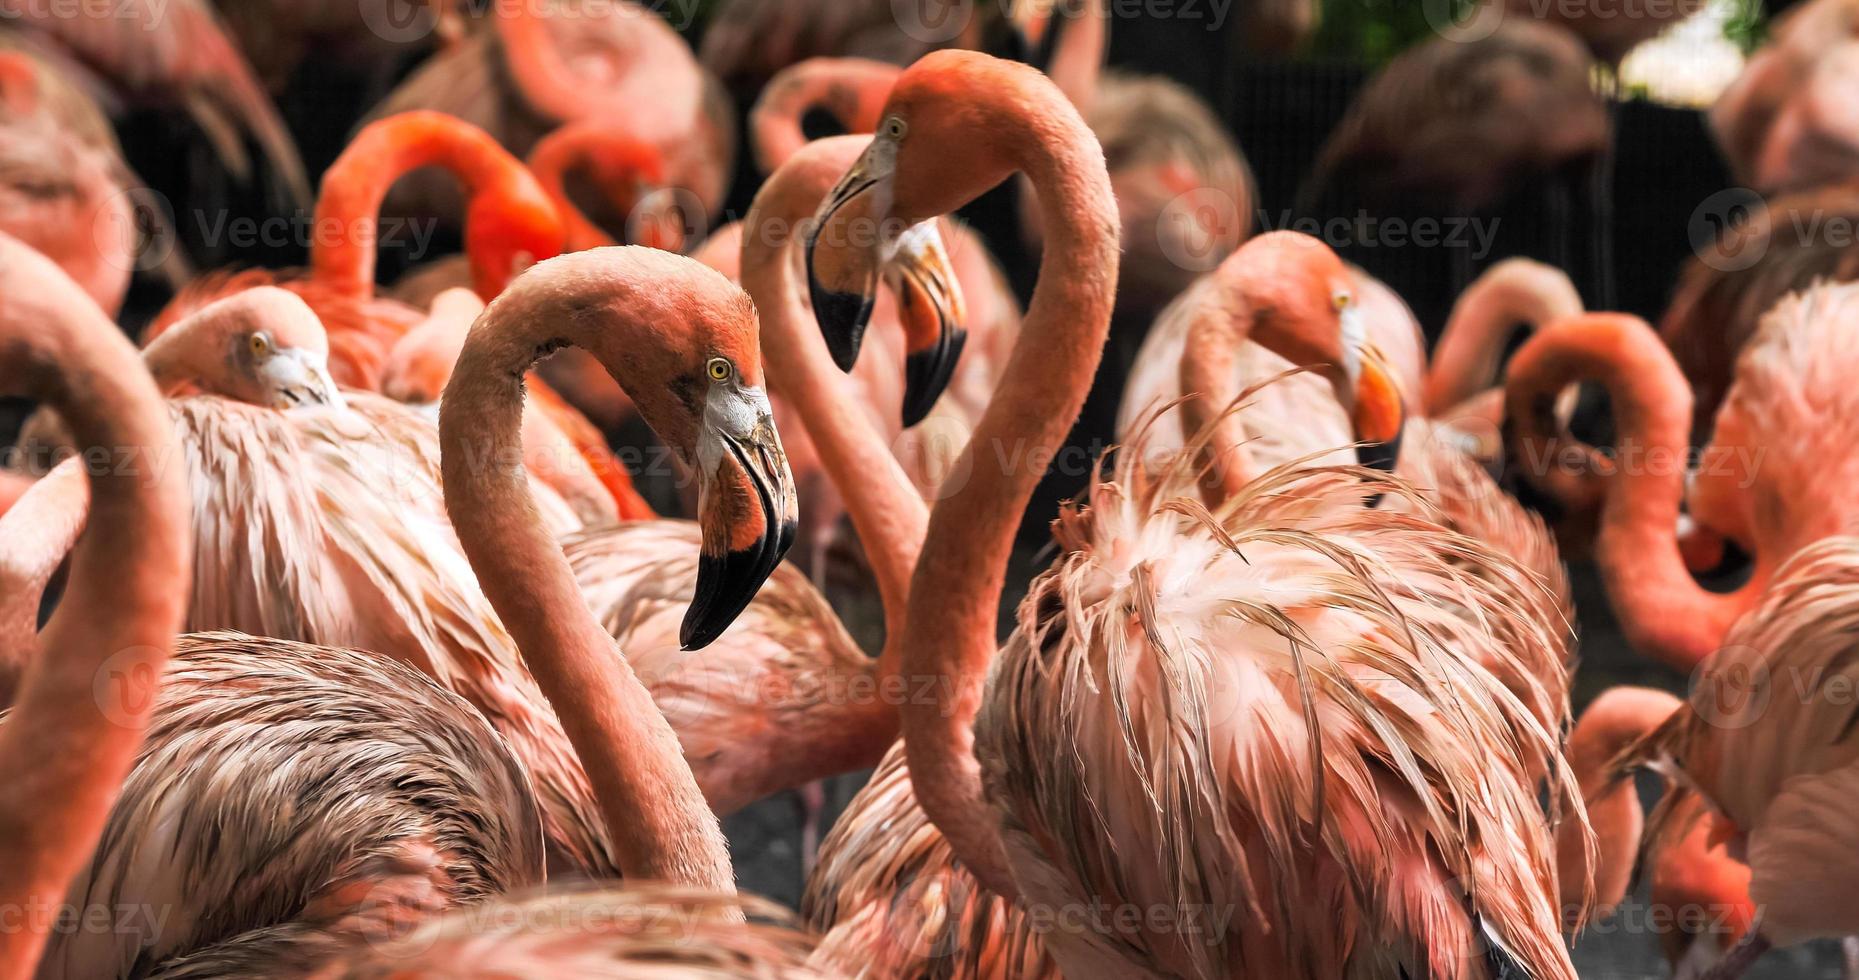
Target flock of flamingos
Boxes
[3,0,1859,976]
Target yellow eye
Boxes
[1331,292,1350,311]
[706,357,733,382]
[883,116,907,140]
[249,333,271,356]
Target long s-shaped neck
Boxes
[1506,315,1760,671]
[528,124,663,252]
[742,137,925,682]
[310,111,542,301]
[1426,260,1583,417]
[749,59,899,173]
[902,82,1119,900]
[1557,686,1682,924]
[439,248,732,890]
[1177,286,1269,501]
[0,237,189,980]
[0,460,88,708]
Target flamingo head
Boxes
[599,271,797,649]
[805,53,1018,418]
[155,287,345,412]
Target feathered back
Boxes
[315,884,823,979]
[975,399,1585,979]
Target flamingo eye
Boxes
[883,116,907,140]
[249,332,271,356]
[706,357,733,382]
[1331,291,1350,311]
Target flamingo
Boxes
[215,0,465,94]
[0,229,186,979]
[305,885,825,977]
[1558,687,1755,978]
[803,49,1582,979]
[1303,20,1609,211]
[0,0,309,207]
[147,110,564,391]
[1660,184,1859,436]
[364,0,733,234]
[1597,540,1859,979]
[1504,285,1859,670]
[1711,0,1859,188]
[0,49,169,317]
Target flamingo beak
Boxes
[684,383,798,650]
[1349,343,1405,474]
[806,149,893,371]
[261,348,346,412]
[885,220,968,427]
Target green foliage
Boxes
[1309,0,1480,65]
[1721,0,1766,53]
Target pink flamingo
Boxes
[1504,284,1859,671]
[1712,0,1859,186]
[0,49,167,317]
[804,49,1582,978]
[1558,687,1755,978]
[307,885,825,977]
[0,230,187,979]
[365,0,733,234]
[0,0,308,206]
[1305,20,1609,211]
[1659,183,1859,436]
[217,0,465,94]
[1597,541,1859,979]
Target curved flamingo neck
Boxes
[0,460,87,709]
[749,59,899,173]
[0,54,38,115]
[742,137,925,691]
[901,72,1119,901]
[310,111,536,301]
[1506,315,1761,671]
[0,237,189,980]
[1426,261,1583,418]
[527,124,664,252]
[439,248,732,891]
[1037,0,1107,113]
[1559,687,1682,920]
[1178,286,1267,501]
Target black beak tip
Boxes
[901,328,967,428]
[803,236,874,373]
[1357,424,1403,475]
[679,518,798,652]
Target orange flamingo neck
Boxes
[0,236,190,980]
[1559,687,1683,921]
[1505,315,1762,671]
[1425,260,1583,418]
[899,62,1120,901]
[439,248,732,891]
[0,54,38,115]
[742,135,925,706]
[311,111,561,303]
[749,58,900,173]
[527,123,667,253]
[0,460,87,709]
